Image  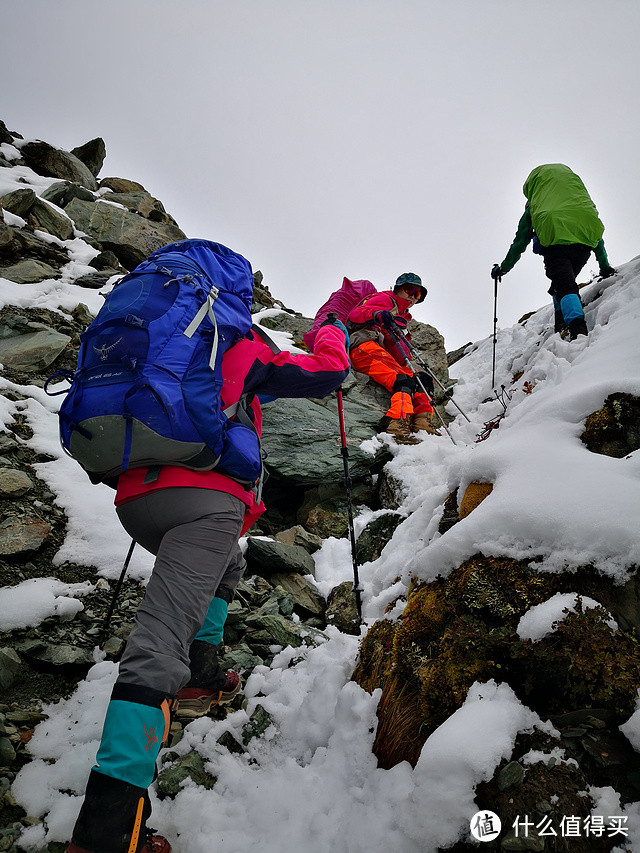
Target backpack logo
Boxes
[93,338,122,361]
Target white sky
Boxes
[3,0,640,350]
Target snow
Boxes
[0,577,93,631]
[1,155,640,850]
[517,593,618,642]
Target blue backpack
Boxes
[48,239,263,487]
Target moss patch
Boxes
[353,555,640,769]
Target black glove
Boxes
[373,310,396,330]
[417,371,434,396]
[599,266,616,279]
[491,264,503,282]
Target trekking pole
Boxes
[335,389,363,620]
[99,538,136,646]
[399,333,470,423]
[325,311,363,620]
[491,266,501,390]
[384,324,457,444]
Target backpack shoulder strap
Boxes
[250,323,281,354]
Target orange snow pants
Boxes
[350,341,433,419]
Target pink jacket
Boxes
[115,324,349,534]
[348,290,413,365]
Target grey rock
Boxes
[101,191,172,222]
[0,737,16,764]
[377,469,406,510]
[73,271,118,289]
[90,249,124,271]
[0,467,34,497]
[325,581,360,635]
[447,341,474,366]
[0,433,19,453]
[274,525,323,554]
[72,303,95,326]
[16,640,94,668]
[0,515,52,555]
[242,704,272,745]
[0,221,18,252]
[41,180,95,207]
[0,120,16,145]
[0,328,70,370]
[270,572,326,618]
[260,388,380,486]
[157,750,215,797]
[98,177,146,194]
[355,512,404,564]
[64,197,185,270]
[0,648,21,691]
[246,537,316,577]
[0,259,61,283]
[222,644,263,672]
[497,760,525,791]
[21,140,98,191]
[28,198,74,241]
[0,188,36,218]
[245,613,305,648]
[70,138,106,177]
[259,311,312,345]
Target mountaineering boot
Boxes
[174,639,242,719]
[411,413,440,435]
[568,317,588,340]
[554,310,567,334]
[384,417,420,445]
[65,769,171,853]
[175,670,241,719]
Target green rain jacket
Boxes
[501,164,610,274]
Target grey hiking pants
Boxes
[114,488,246,696]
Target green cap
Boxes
[394,272,427,303]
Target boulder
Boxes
[64,197,185,269]
[0,515,52,555]
[41,180,95,207]
[0,327,70,370]
[581,393,640,458]
[355,512,404,564]
[98,177,146,194]
[0,188,36,218]
[0,259,61,283]
[70,138,106,177]
[0,648,21,690]
[260,388,380,486]
[0,468,34,497]
[28,198,74,241]
[246,537,316,577]
[20,140,98,191]
[270,572,326,618]
[274,525,323,554]
[325,581,360,635]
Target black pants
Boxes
[541,244,592,300]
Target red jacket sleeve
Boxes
[226,324,350,403]
[348,291,396,325]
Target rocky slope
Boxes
[0,120,452,849]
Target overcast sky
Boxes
[3,0,639,351]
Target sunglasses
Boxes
[403,286,421,299]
